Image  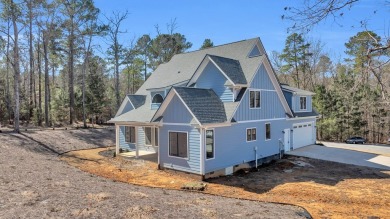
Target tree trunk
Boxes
[28,0,34,121]
[37,32,42,126]
[43,31,50,127]
[115,39,120,108]
[82,35,92,128]
[6,18,11,124]
[12,13,20,133]
[69,16,75,125]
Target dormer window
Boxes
[300,96,307,110]
[152,94,163,104]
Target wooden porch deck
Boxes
[119,150,158,163]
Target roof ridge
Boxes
[176,37,259,56]
[173,86,212,91]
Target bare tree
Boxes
[105,10,129,108]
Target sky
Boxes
[94,0,389,61]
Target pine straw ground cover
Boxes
[61,148,390,218]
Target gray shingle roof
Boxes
[208,55,247,85]
[281,85,315,95]
[174,87,227,124]
[127,95,146,109]
[136,38,261,95]
[293,110,319,118]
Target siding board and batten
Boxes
[195,62,233,102]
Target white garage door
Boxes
[293,123,314,149]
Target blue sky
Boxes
[95,0,388,60]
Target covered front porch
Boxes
[115,123,160,161]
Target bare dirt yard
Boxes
[0,128,308,219]
[62,144,390,218]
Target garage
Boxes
[293,122,314,149]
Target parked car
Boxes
[345,137,366,144]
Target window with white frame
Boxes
[169,132,188,158]
[249,90,260,108]
[125,126,136,143]
[265,123,271,140]
[206,130,214,159]
[300,96,307,110]
[246,128,256,141]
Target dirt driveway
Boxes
[286,142,390,170]
[0,129,308,219]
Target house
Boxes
[109,37,318,178]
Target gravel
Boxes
[0,129,309,218]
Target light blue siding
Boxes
[204,120,287,173]
[151,91,165,110]
[234,91,285,121]
[163,95,194,123]
[234,63,285,121]
[251,64,274,90]
[159,125,201,174]
[283,91,293,109]
[119,126,135,151]
[293,95,312,112]
[195,62,233,102]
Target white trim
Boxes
[265,123,271,141]
[236,117,285,124]
[200,128,204,174]
[260,89,277,92]
[201,122,231,128]
[162,122,193,126]
[246,127,257,142]
[205,128,215,160]
[287,116,318,121]
[167,130,189,160]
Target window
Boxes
[169,132,188,158]
[249,90,260,108]
[206,130,214,159]
[144,127,152,145]
[154,128,159,146]
[152,94,163,104]
[265,123,271,140]
[125,126,135,143]
[300,96,307,110]
[247,128,256,141]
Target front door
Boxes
[284,128,291,152]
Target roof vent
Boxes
[178,71,181,74]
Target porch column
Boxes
[115,125,120,155]
[135,126,139,158]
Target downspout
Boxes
[254,146,257,168]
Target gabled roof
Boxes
[171,87,227,124]
[208,55,247,85]
[136,38,261,95]
[281,85,315,96]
